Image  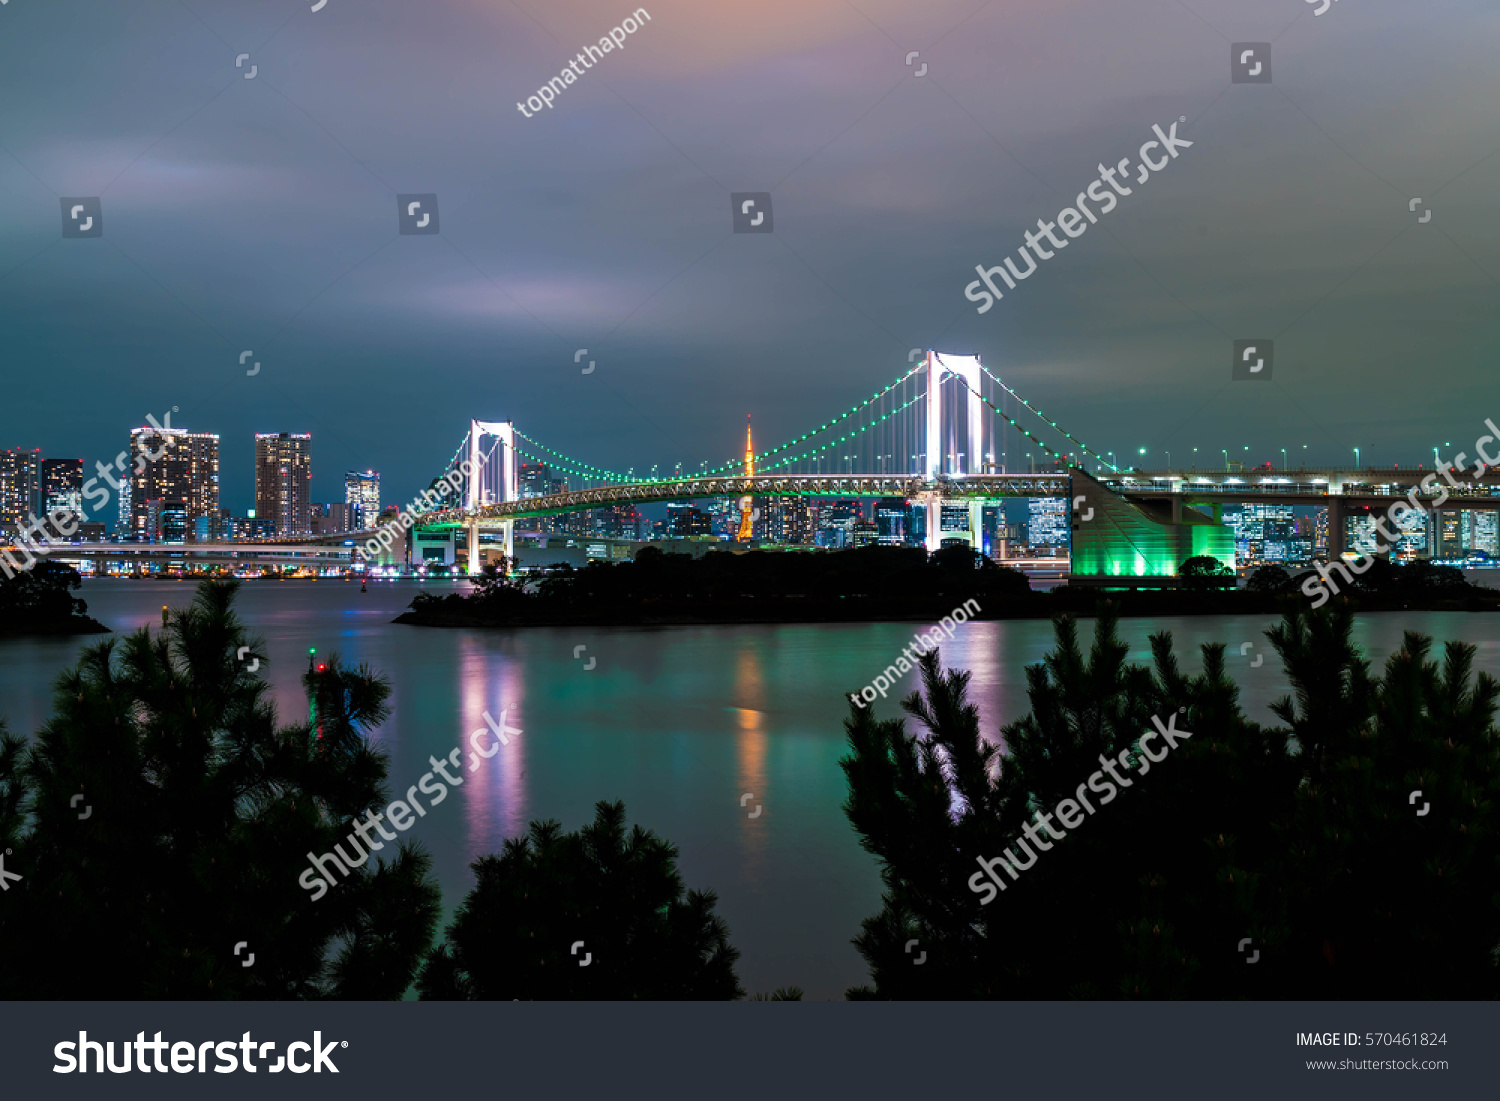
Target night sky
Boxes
[1,0,1497,513]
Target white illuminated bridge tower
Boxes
[920,351,988,553]
[466,420,517,566]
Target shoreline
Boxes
[0,616,111,637]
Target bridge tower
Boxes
[922,352,987,553]
[466,420,517,574]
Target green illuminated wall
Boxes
[1068,470,1235,580]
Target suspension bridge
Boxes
[407,349,1500,579]
[424,351,1105,566]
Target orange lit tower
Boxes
[737,416,755,542]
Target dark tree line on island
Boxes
[3,579,1495,999]
[406,544,1029,624]
[0,561,106,635]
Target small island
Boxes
[0,561,110,636]
[394,547,1500,630]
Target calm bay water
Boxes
[3,578,1499,998]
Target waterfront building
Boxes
[255,433,312,536]
[345,470,381,530]
[1460,510,1499,557]
[1438,511,1462,559]
[1231,503,1307,566]
[41,458,83,517]
[1473,511,1499,557]
[310,501,355,536]
[1026,496,1069,554]
[127,427,219,542]
[0,449,40,528]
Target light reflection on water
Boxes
[4,578,1500,998]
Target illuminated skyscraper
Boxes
[1438,511,1462,558]
[345,470,381,531]
[1474,511,1499,556]
[1232,503,1302,565]
[0,449,40,528]
[255,433,312,536]
[762,499,815,545]
[817,499,861,547]
[128,428,219,542]
[874,498,909,546]
[1455,510,1498,556]
[1027,496,1069,553]
[667,504,713,537]
[41,458,83,517]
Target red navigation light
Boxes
[317,663,327,672]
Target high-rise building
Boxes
[41,458,83,517]
[1473,511,1499,557]
[1455,510,1499,557]
[1390,505,1428,559]
[875,498,908,546]
[1026,497,1069,553]
[0,449,40,528]
[762,499,815,545]
[1232,503,1304,565]
[128,428,219,543]
[595,504,644,539]
[198,511,276,541]
[345,470,381,531]
[310,501,354,535]
[255,433,312,536]
[704,497,740,538]
[939,504,972,543]
[310,502,353,536]
[816,499,861,548]
[666,504,713,537]
[1438,511,1462,559]
[519,464,581,535]
[518,463,550,500]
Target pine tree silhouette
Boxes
[0,579,440,998]
[419,800,743,1000]
[841,603,1500,998]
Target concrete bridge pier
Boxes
[466,521,479,576]
[1327,497,1346,558]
